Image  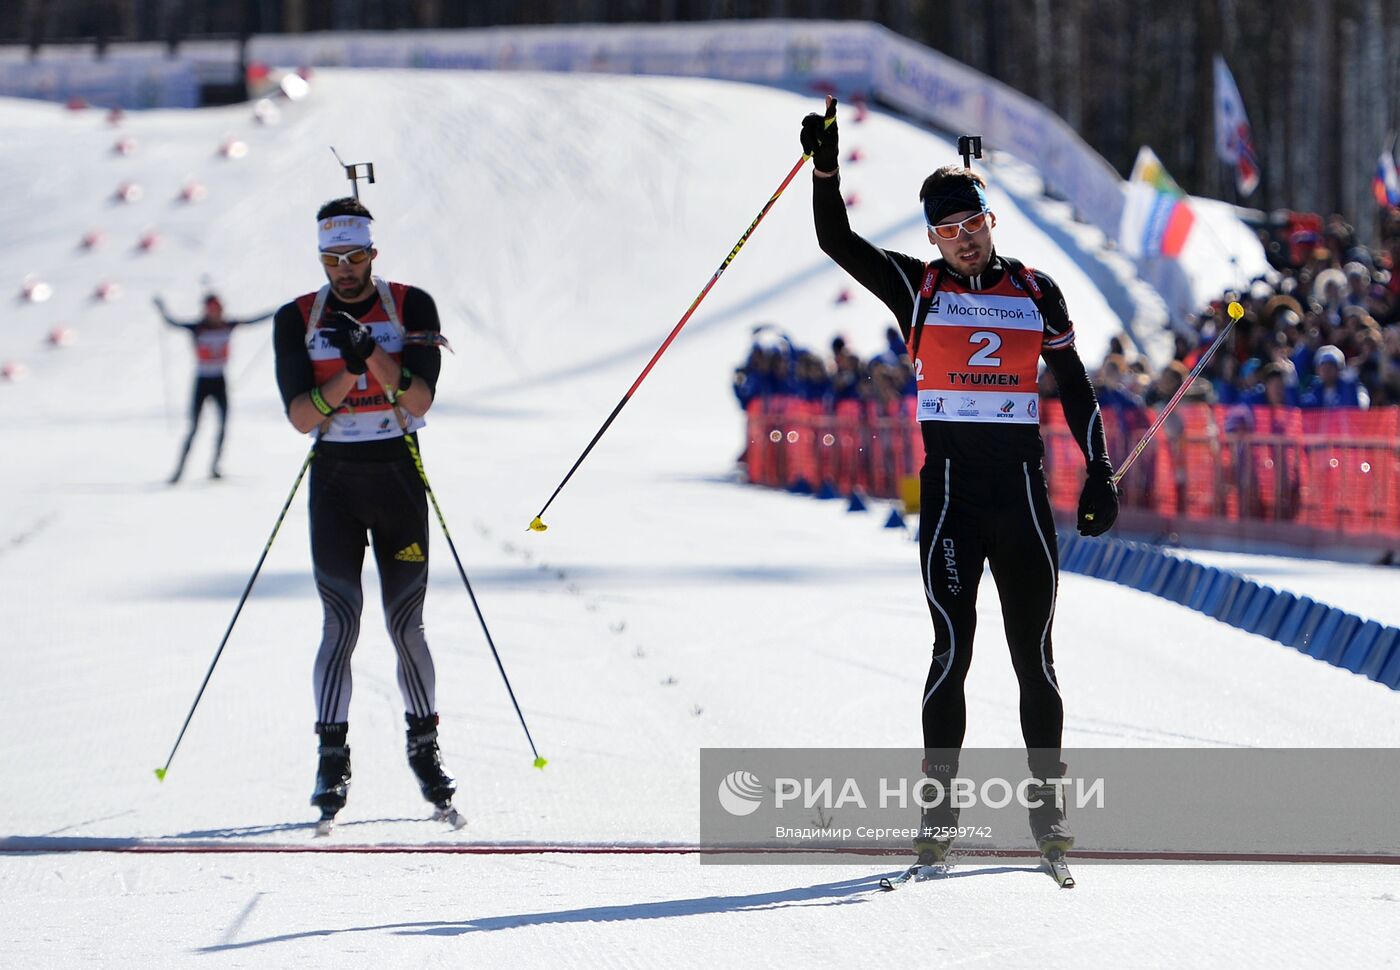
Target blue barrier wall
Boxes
[1056,530,1400,691]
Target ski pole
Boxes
[401,432,548,770]
[155,438,318,781]
[526,97,839,533]
[1110,301,1241,486]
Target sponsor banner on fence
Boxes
[700,747,1400,864]
[250,21,880,89]
[0,49,199,108]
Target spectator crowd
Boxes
[733,325,916,416]
[1094,207,1400,415]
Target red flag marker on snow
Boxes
[20,276,52,303]
[47,326,76,348]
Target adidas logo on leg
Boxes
[394,542,425,562]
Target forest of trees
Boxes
[4,1,1397,239]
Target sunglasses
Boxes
[318,247,372,267]
[928,211,990,240]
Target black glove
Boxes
[1077,464,1119,537]
[800,98,839,174]
[324,310,376,374]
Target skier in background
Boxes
[801,102,1119,868]
[154,292,272,482]
[271,196,458,831]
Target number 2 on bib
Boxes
[967,331,1002,367]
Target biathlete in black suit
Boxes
[801,104,1119,864]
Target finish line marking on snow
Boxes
[3,838,1399,863]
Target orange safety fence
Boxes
[744,397,1400,542]
[744,396,923,497]
[1046,404,1400,540]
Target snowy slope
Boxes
[1,71,1397,969]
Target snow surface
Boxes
[1,70,1397,969]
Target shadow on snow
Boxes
[196,864,1042,952]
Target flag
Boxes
[1213,55,1260,197]
[1373,144,1400,206]
[1119,146,1196,259]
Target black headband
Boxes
[923,181,990,226]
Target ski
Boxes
[878,859,953,891]
[880,849,1075,890]
[1043,847,1075,889]
[312,806,463,837]
[878,864,922,892]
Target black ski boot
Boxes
[1027,763,1074,855]
[881,770,961,888]
[311,722,351,828]
[913,773,960,865]
[405,713,457,809]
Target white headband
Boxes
[317,215,373,251]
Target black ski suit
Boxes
[813,171,1111,777]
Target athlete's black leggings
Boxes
[918,458,1063,776]
[174,376,228,471]
[308,452,437,725]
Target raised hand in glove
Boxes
[1077,464,1119,537]
[799,97,839,175]
[323,310,376,374]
